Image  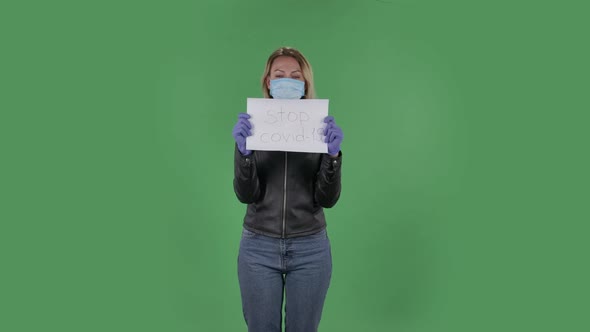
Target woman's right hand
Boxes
[232,113,253,156]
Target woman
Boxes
[232,46,344,332]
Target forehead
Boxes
[271,56,301,71]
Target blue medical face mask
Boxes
[269,78,305,99]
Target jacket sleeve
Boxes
[233,144,260,204]
[314,151,342,208]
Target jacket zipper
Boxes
[282,152,288,238]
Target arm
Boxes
[314,151,342,208]
[233,144,261,204]
[315,115,344,207]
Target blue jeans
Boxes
[237,227,333,332]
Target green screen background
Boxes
[2,0,588,331]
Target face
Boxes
[266,56,304,89]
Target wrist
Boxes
[328,150,340,158]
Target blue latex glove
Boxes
[232,113,253,155]
[323,116,343,156]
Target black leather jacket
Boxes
[233,145,342,238]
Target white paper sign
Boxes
[246,98,329,153]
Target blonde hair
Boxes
[260,47,316,99]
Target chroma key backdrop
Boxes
[1,0,588,331]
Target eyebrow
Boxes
[273,69,301,73]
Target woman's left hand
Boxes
[323,116,343,156]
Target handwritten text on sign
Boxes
[246,98,329,153]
